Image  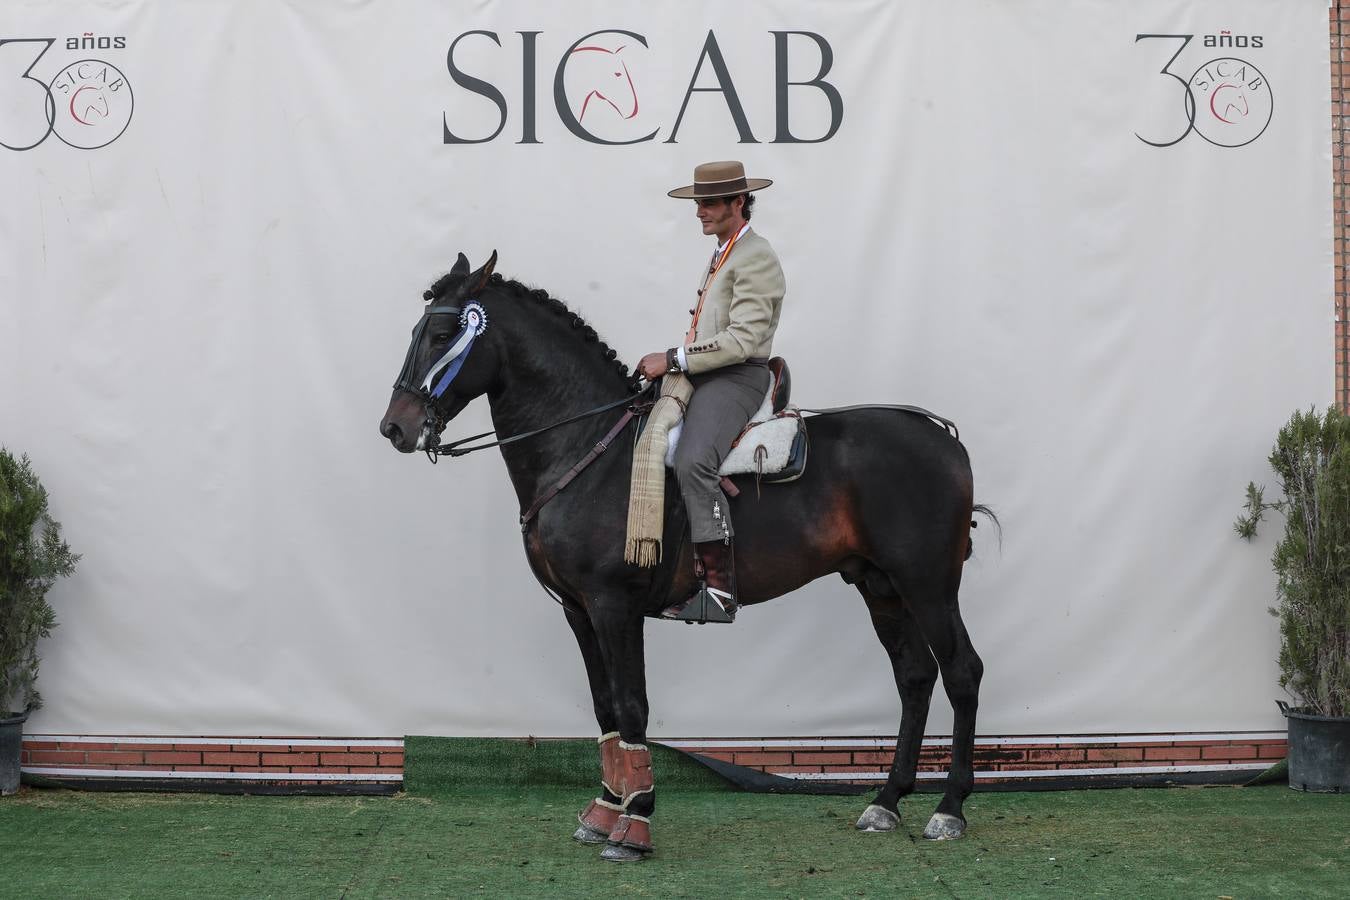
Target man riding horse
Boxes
[635,160,786,624]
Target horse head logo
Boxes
[1209,82,1250,124]
[568,44,639,122]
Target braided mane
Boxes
[427,271,640,391]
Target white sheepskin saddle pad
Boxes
[665,383,802,476]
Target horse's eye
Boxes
[431,333,452,345]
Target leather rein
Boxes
[426,383,657,532]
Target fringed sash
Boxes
[624,373,694,567]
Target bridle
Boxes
[393,291,656,528]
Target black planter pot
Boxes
[1,709,29,796]
[1278,701,1350,793]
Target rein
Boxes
[425,382,656,532]
[428,385,652,462]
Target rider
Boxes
[635,160,787,623]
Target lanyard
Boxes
[686,225,747,344]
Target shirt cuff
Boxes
[676,345,688,371]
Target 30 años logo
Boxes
[0,35,133,151]
[1135,33,1271,149]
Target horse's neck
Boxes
[486,323,633,512]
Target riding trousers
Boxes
[671,361,771,543]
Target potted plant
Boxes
[1236,406,1350,793]
[1,448,79,796]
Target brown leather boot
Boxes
[662,539,737,624]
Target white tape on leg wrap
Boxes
[618,740,648,751]
[598,732,620,744]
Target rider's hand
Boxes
[636,351,669,381]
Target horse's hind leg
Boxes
[898,572,984,840]
[562,603,627,845]
[854,576,939,833]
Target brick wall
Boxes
[665,733,1286,784]
[1335,2,1348,409]
[21,736,403,787]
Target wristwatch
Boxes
[665,348,682,374]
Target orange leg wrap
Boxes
[578,798,623,834]
[607,814,653,853]
[601,741,654,808]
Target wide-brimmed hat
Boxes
[667,160,773,199]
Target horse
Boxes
[379,252,995,862]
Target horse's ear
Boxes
[451,252,470,275]
[471,250,497,293]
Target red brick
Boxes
[63,742,118,751]
[291,766,347,774]
[1144,746,1201,761]
[262,753,319,766]
[1028,749,1087,763]
[732,752,791,766]
[320,753,378,766]
[86,752,146,765]
[173,743,233,752]
[349,767,401,775]
[236,744,292,753]
[1202,745,1258,760]
[145,752,202,766]
[110,743,168,753]
[21,741,59,751]
[764,765,823,774]
[1086,748,1143,762]
[377,753,405,767]
[852,751,896,765]
[27,750,89,765]
[203,752,261,766]
[1259,745,1288,759]
[793,752,851,765]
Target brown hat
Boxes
[667,160,773,199]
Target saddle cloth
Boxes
[665,382,806,480]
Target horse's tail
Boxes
[966,504,1002,560]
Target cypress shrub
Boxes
[0,449,79,715]
[1236,407,1350,717]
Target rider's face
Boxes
[695,196,740,240]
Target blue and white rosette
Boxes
[422,302,489,399]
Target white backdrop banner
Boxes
[1,1,1332,737]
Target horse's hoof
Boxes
[855,804,900,832]
[572,824,608,845]
[923,812,966,840]
[599,844,648,862]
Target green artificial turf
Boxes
[2,740,1346,898]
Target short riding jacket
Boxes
[682,228,786,373]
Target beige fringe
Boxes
[625,373,694,566]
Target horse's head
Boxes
[379,251,500,454]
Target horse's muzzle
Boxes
[380,391,432,454]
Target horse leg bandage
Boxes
[578,798,624,835]
[600,739,655,808]
[607,813,653,853]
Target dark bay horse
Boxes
[379,253,994,862]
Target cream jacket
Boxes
[682,228,786,375]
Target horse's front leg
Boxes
[587,603,656,862]
[562,603,629,846]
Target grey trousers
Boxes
[672,362,771,543]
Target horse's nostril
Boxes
[381,421,402,443]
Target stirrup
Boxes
[661,586,736,624]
